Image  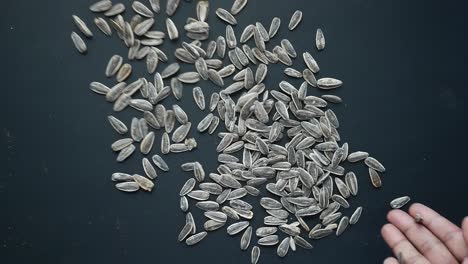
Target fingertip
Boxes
[387,209,406,223]
[381,223,393,236]
[408,202,427,216]
[408,202,421,214]
[462,216,468,227]
[383,257,399,264]
[387,209,398,221]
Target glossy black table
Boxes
[1,0,467,263]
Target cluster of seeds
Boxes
[71,0,389,262]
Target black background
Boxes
[1,0,468,263]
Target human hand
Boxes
[381,203,468,264]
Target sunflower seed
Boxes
[317,78,343,89]
[111,138,133,152]
[89,0,112,12]
[179,196,189,212]
[134,18,154,36]
[294,236,313,249]
[227,221,250,235]
[185,232,207,246]
[347,151,368,163]
[277,237,290,257]
[196,201,219,211]
[89,82,110,94]
[193,87,206,110]
[142,157,157,179]
[166,18,179,40]
[369,168,382,188]
[94,17,112,36]
[288,10,302,30]
[316,28,325,50]
[116,63,132,82]
[336,216,349,236]
[240,24,254,43]
[226,25,237,49]
[152,154,169,171]
[267,17,281,38]
[111,172,133,182]
[390,196,411,209]
[172,123,191,143]
[283,68,302,78]
[147,0,160,12]
[161,132,171,154]
[71,32,87,54]
[138,132,154,154]
[178,222,193,242]
[132,1,153,17]
[104,3,125,16]
[193,162,205,181]
[184,21,209,33]
[133,174,154,191]
[188,190,210,201]
[160,63,180,79]
[203,211,227,223]
[116,144,135,162]
[231,0,248,15]
[166,0,180,16]
[251,246,260,264]
[349,206,363,225]
[216,8,237,25]
[178,72,200,84]
[180,178,196,196]
[303,52,320,73]
[207,69,224,87]
[196,0,209,21]
[365,157,386,172]
[309,228,333,239]
[322,94,342,104]
[236,225,251,250]
[204,220,225,231]
[72,15,93,38]
[342,173,357,197]
[115,182,139,192]
[258,235,279,246]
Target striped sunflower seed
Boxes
[390,196,411,209]
[185,232,207,246]
[94,17,112,36]
[193,87,206,110]
[166,0,180,16]
[316,28,325,50]
[350,206,363,225]
[216,8,237,25]
[72,15,93,38]
[142,157,157,179]
[251,246,260,264]
[231,0,248,15]
[288,10,302,31]
[132,1,154,18]
[227,221,250,235]
[115,182,139,192]
[89,0,112,12]
[71,32,87,54]
[277,237,290,257]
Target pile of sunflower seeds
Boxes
[71,0,387,262]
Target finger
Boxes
[388,209,458,263]
[381,223,429,264]
[463,217,468,246]
[409,203,468,261]
[383,257,399,264]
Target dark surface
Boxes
[1,0,468,263]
